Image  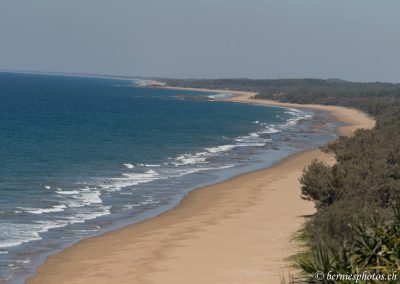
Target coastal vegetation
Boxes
[294,100,400,283]
[161,78,400,283]
[162,78,400,116]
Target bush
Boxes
[300,160,339,208]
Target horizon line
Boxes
[0,69,398,85]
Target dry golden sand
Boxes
[27,89,375,284]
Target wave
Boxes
[61,188,103,208]
[205,144,237,153]
[0,205,111,249]
[123,163,135,169]
[56,189,80,195]
[172,152,208,166]
[18,205,67,215]
[282,108,312,127]
[99,170,162,192]
[234,133,271,147]
[171,144,240,166]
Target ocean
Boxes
[0,72,338,283]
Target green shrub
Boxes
[300,160,340,208]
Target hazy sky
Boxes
[1,0,399,82]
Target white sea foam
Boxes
[96,161,238,196]
[121,204,139,210]
[0,204,112,249]
[166,164,236,178]
[61,188,103,207]
[0,222,64,248]
[64,206,111,224]
[140,196,160,206]
[123,163,135,169]
[119,192,134,195]
[260,126,280,134]
[100,170,162,191]
[56,190,80,195]
[76,190,102,205]
[282,107,312,128]
[172,145,237,166]
[21,205,67,215]
[234,135,269,147]
[173,152,208,165]
[236,142,268,147]
[205,144,237,153]
[16,259,31,264]
[171,129,274,167]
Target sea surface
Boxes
[0,72,338,283]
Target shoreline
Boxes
[27,88,375,284]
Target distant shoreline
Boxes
[27,87,375,284]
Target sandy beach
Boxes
[27,89,375,284]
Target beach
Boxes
[27,89,375,284]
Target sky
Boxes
[0,0,399,82]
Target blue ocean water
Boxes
[0,72,337,283]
